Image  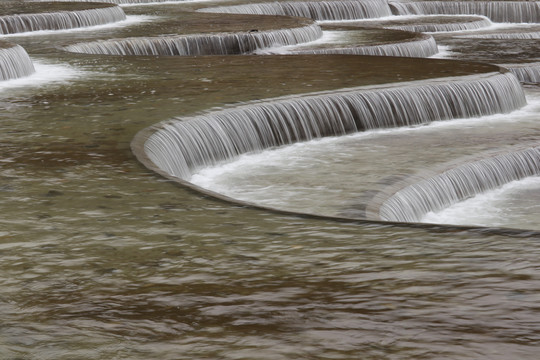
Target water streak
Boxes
[378,147,540,223]
[32,0,192,4]
[64,24,322,55]
[0,5,126,34]
[458,31,540,39]
[384,16,492,33]
[289,32,438,58]
[504,63,540,84]
[140,72,525,181]
[200,0,393,21]
[391,1,540,23]
[0,43,35,81]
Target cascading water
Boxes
[378,146,540,223]
[0,42,35,81]
[382,15,492,33]
[199,0,393,21]
[504,63,540,84]
[31,0,184,3]
[139,72,525,181]
[64,24,323,55]
[458,31,540,39]
[289,32,438,58]
[391,1,540,23]
[0,3,126,34]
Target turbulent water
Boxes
[2,1,540,359]
[378,146,540,223]
[0,43,35,80]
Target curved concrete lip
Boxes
[130,53,538,237]
[131,118,540,238]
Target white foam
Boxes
[422,176,540,229]
[0,60,83,91]
[188,89,540,217]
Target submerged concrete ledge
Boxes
[0,40,35,80]
[0,1,126,34]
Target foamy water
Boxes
[190,89,540,228]
[0,61,83,91]
[422,176,540,229]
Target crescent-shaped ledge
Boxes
[0,1,126,34]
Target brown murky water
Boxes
[2,2,540,359]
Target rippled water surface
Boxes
[2,2,540,359]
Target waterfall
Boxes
[0,43,35,81]
[503,63,540,84]
[0,5,126,34]
[289,33,438,58]
[384,16,492,33]
[31,0,187,3]
[378,147,540,223]
[64,24,322,55]
[139,72,525,181]
[458,32,540,40]
[199,1,393,21]
[391,1,540,23]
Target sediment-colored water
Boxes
[2,1,540,359]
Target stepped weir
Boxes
[0,41,35,81]
[376,146,540,223]
[0,2,125,34]
[64,23,323,56]
[135,71,525,181]
[199,0,393,21]
[289,32,437,57]
[4,0,540,358]
[390,1,540,22]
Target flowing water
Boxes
[2,1,540,359]
[0,42,35,80]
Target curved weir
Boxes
[63,24,322,56]
[200,0,393,21]
[504,63,540,84]
[0,2,126,34]
[137,71,525,181]
[32,0,187,3]
[391,1,540,23]
[0,42,35,81]
[377,146,540,223]
[381,15,492,33]
[458,31,540,39]
[289,32,438,58]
